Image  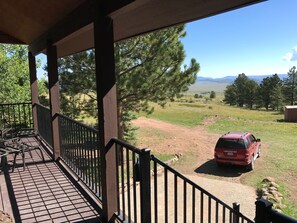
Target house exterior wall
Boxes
[284,106,297,122]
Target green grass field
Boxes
[140,100,297,217]
[188,81,229,94]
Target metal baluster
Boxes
[120,145,125,221]
[208,197,211,223]
[215,201,219,223]
[164,168,168,223]
[200,192,204,223]
[126,148,131,221]
[132,151,137,223]
[154,159,158,223]
[115,143,120,214]
[174,174,178,223]
[184,180,187,223]
[192,187,195,223]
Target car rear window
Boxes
[215,138,247,149]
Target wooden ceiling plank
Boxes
[28,0,135,55]
[28,0,97,55]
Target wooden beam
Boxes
[105,0,135,15]
[94,13,118,222]
[28,52,39,130]
[28,0,135,56]
[0,32,24,44]
[47,45,61,160]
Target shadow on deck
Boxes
[0,136,102,223]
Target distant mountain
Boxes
[197,74,287,84]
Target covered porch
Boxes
[0,1,273,223]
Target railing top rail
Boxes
[270,209,297,223]
[57,113,99,133]
[111,138,143,154]
[35,103,50,110]
[151,155,241,213]
[0,102,31,106]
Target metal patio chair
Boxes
[0,137,45,172]
[0,117,13,139]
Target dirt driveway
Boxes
[133,117,259,219]
[133,117,262,182]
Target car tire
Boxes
[247,156,255,171]
[216,162,223,167]
[257,146,261,158]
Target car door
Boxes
[248,134,257,157]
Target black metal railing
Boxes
[112,138,151,223]
[58,113,101,198]
[0,102,33,130]
[255,198,297,223]
[151,155,253,223]
[35,104,53,148]
[111,138,254,223]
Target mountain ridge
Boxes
[197,74,287,83]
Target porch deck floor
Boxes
[0,136,101,223]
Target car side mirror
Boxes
[257,138,261,142]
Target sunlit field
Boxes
[138,99,297,217]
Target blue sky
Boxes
[37,0,297,79]
[181,0,297,78]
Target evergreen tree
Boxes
[233,73,250,107]
[259,74,282,110]
[0,45,31,103]
[245,79,259,109]
[223,84,237,105]
[210,91,216,99]
[270,83,284,111]
[282,66,297,105]
[58,25,200,141]
[224,73,259,109]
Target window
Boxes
[215,138,246,149]
[249,135,256,143]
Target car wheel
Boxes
[216,162,223,167]
[247,156,255,171]
[257,146,261,158]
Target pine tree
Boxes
[58,25,200,141]
[282,66,297,105]
[259,74,282,110]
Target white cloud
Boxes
[282,46,297,61]
[282,52,293,61]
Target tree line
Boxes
[224,66,297,111]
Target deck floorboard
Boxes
[0,136,101,223]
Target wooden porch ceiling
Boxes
[0,0,265,57]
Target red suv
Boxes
[214,132,261,170]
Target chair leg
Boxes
[12,152,18,172]
[22,151,25,171]
[29,150,33,158]
[38,147,45,162]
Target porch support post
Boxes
[255,198,272,223]
[28,52,39,129]
[94,12,118,222]
[47,45,61,160]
